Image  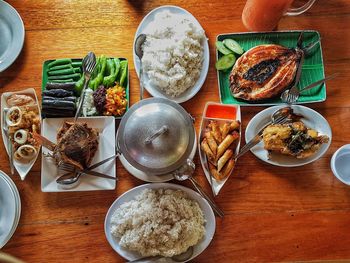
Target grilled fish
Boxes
[230,44,302,101]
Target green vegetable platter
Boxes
[41,56,129,119]
[216,30,326,106]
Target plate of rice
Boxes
[104,183,216,262]
[133,5,210,103]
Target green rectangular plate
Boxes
[217,30,326,106]
[42,57,129,119]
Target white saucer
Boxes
[119,134,197,182]
[0,0,25,72]
[0,170,21,248]
[245,105,332,167]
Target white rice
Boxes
[142,10,205,97]
[110,188,206,257]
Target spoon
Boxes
[173,160,224,217]
[129,246,193,262]
[134,34,147,101]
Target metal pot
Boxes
[117,97,196,175]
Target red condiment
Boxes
[205,104,236,120]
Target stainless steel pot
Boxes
[117,97,195,175]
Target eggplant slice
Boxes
[230,44,302,101]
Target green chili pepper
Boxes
[119,60,128,88]
[103,58,121,87]
[89,55,107,90]
[75,73,85,96]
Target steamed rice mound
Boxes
[110,188,206,257]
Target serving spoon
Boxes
[128,246,193,262]
[134,34,147,101]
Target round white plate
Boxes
[245,105,332,167]
[105,183,216,262]
[0,0,25,72]
[133,5,210,103]
[0,170,21,248]
[119,134,197,182]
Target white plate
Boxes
[41,117,116,192]
[133,5,210,103]
[198,102,241,196]
[119,133,197,182]
[1,88,42,180]
[0,0,25,72]
[245,105,332,167]
[104,183,216,262]
[0,170,21,248]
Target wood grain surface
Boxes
[1,0,350,262]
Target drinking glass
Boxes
[242,0,317,31]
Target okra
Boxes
[48,58,72,69]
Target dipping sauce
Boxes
[205,104,236,119]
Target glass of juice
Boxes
[242,0,317,31]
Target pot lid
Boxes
[117,98,195,175]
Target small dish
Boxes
[0,170,21,248]
[198,102,241,196]
[104,182,215,262]
[217,30,326,106]
[133,5,210,104]
[1,88,42,180]
[41,57,129,120]
[331,144,350,185]
[0,0,25,72]
[41,116,116,192]
[245,105,332,167]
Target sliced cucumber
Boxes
[223,39,244,55]
[216,41,232,55]
[215,54,236,71]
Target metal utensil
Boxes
[56,170,117,185]
[56,155,118,184]
[2,108,14,175]
[173,160,224,218]
[281,73,338,104]
[74,52,97,122]
[134,34,147,101]
[129,246,194,263]
[280,52,305,104]
[235,107,291,160]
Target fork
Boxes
[74,52,97,122]
[2,108,14,175]
[235,114,290,160]
[282,73,338,104]
[57,162,117,180]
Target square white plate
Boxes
[41,117,116,192]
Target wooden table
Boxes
[1,0,350,262]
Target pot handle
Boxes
[144,125,168,145]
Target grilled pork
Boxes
[57,122,99,170]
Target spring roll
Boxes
[217,149,233,172]
[229,120,241,132]
[221,122,231,141]
[205,131,217,155]
[201,138,216,165]
[216,134,234,161]
[222,158,235,178]
[209,121,222,143]
[209,163,223,181]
